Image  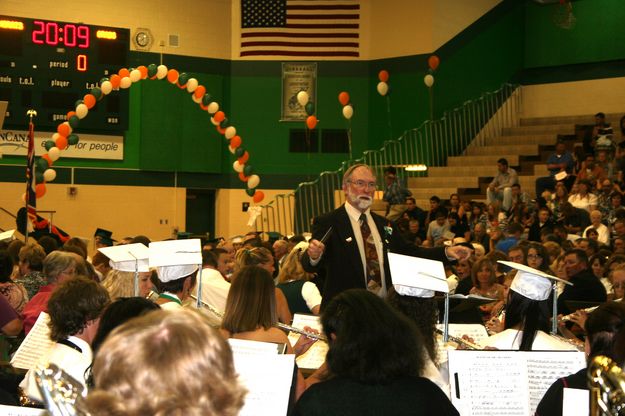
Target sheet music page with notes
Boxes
[0,405,46,416]
[448,350,585,416]
[287,314,328,370]
[10,312,54,370]
[229,339,295,416]
[435,324,490,365]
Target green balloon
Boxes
[245,188,256,197]
[202,93,212,106]
[35,171,44,184]
[67,134,79,145]
[36,158,49,171]
[178,72,189,86]
[90,87,102,100]
[234,147,245,158]
[74,99,84,107]
[44,140,55,151]
[68,115,80,129]
[99,77,109,84]
[220,118,230,128]
[305,102,315,116]
[243,165,253,176]
[147,64,158,78]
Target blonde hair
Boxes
[277,244,312,284]
[83,309,246,416]
[234,247,272,272]
[101,270,135,301]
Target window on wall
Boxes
[321,129,349,153]
[289,129,318,153]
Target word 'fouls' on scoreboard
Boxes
[0,15,130,133]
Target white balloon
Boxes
[233,161,245,173]
[120,77,132,89]
[377,81,388,96]
[100,81,113,95]
[225,126,237,139]
[424,74,435,88]
[210,117,220,126]
[76,104,88,119]
[156,65,168,79]
[130,69,141,82]
[207,102,219,114]
[228,145,235,154]
[186,78,198,93]
[43,169,57,182]
[52,132,60,141]
[342,104,354,119]
[297,91,309,106]
[21,193,26,203]
[48,147,60,161]
[192,94,202,104]
[247,174,260,189]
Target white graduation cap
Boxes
[498,260,573,335]
[388,252,448,298]
[0,229,16,242]
[98,243,150,272]
[149,239,201,283]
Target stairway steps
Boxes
[483,134,558,146]
[448,154,520,166]
[520,113,623,127]
[466,144,539,156]
[502,124,575,136]
[408,176,479,188]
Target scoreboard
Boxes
[0,15,129,133]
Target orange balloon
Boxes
[238,151,250,164]
[216,126,226,135]
[253,190,265,203]
[42,154,53,166]
[428,55,440,71]
[239,172,249,182]
[118,68,130,78]
[167,69,179,83]
[306,115,317,130]
[66,110,76,119]
[338,91,350,106]
[110,74,121,89]
[137,65,148,79]
[83,94,96,109]
[214,111,225,123]
[55,136,68,150]
[35,184,46,198]
[193,85,206,99]
[378,70,389,82]
[57,123,70,137]
[200,103,208,111]
[230,135,242,149]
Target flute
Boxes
[559,298,623,322]
[189,295,328,342]
[435,328,482,350]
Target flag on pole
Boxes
[25,119,36,224]
[240,0,360,58]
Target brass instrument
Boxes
[189,295,328,342]
[35,363,85,416]
[588,355,625,416]
[435,328,482,350]
[146,290,160,302]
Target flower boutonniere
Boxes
[384,223,393,244]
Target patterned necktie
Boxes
[360,214,381,291]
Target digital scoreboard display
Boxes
[0,15,129,133]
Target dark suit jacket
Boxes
[301,205,447,309]
[557,268,607,315]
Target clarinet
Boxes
[435,328,482,350]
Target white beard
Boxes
[347,188,372,211]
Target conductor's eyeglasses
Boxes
[348,180,377,190]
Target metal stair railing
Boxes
[256,83,521,236]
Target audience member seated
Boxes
[468,203,488,235]
[382,166,412,221]
[401,197,426,225]
[535,141,576,198]
[583,209,610,245]
[528,207,555,242]
[471,222,490,254]
[277,242,322,315]
[426,211,450,247]
[557,249,607,316]
[487,158,518,213]
[0,251,27,314]
[568,179,598,213]
[448,212,470,242]
[469,258,505,321]
[424,196,447,228]
[495,223,524,254]
[559,202,591,236]
[82,309,246,416]
[449,257,474,295]
[20,276,110,402]
[13,243,47,299]
[21,251,78,334]
[589,253,611,295]
[0,295,22,337]
[292,289,459,416]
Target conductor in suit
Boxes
[301,164,472,309]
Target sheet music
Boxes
[287,314,328,370]
[228,338,283,356]
[0,405,45,416]
[562,388,589,416]
[10,312,54,370]
[448,350,585,416]
[231,353,294,416]
[436,324,489,345]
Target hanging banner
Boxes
[281,62,317,121]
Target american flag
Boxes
[25,120,37,224]
[240,0,360,58]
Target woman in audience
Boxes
[276,242,322,315]
[0,250,27,313]
[234,247,292,324]
[469,258,505,320]
[449,257,474,295]
[536,301,625,415]
[548,182,569,221]
[568,179,598,213]
[101,270,153,300]
[220,266,316,400]
[14,242,47,299]
[82,309,246,416]
[583,209,610,245]
[526,242,551,273]
[589,253,611,295]
[293,289,458,415]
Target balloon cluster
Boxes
[377,70,389,96]
[424,55,440,88]
[338,91,353,119]
[297,91,317,130]
[29,64,265,204]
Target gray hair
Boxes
[342,164,375,186]
[43,251,77,283]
